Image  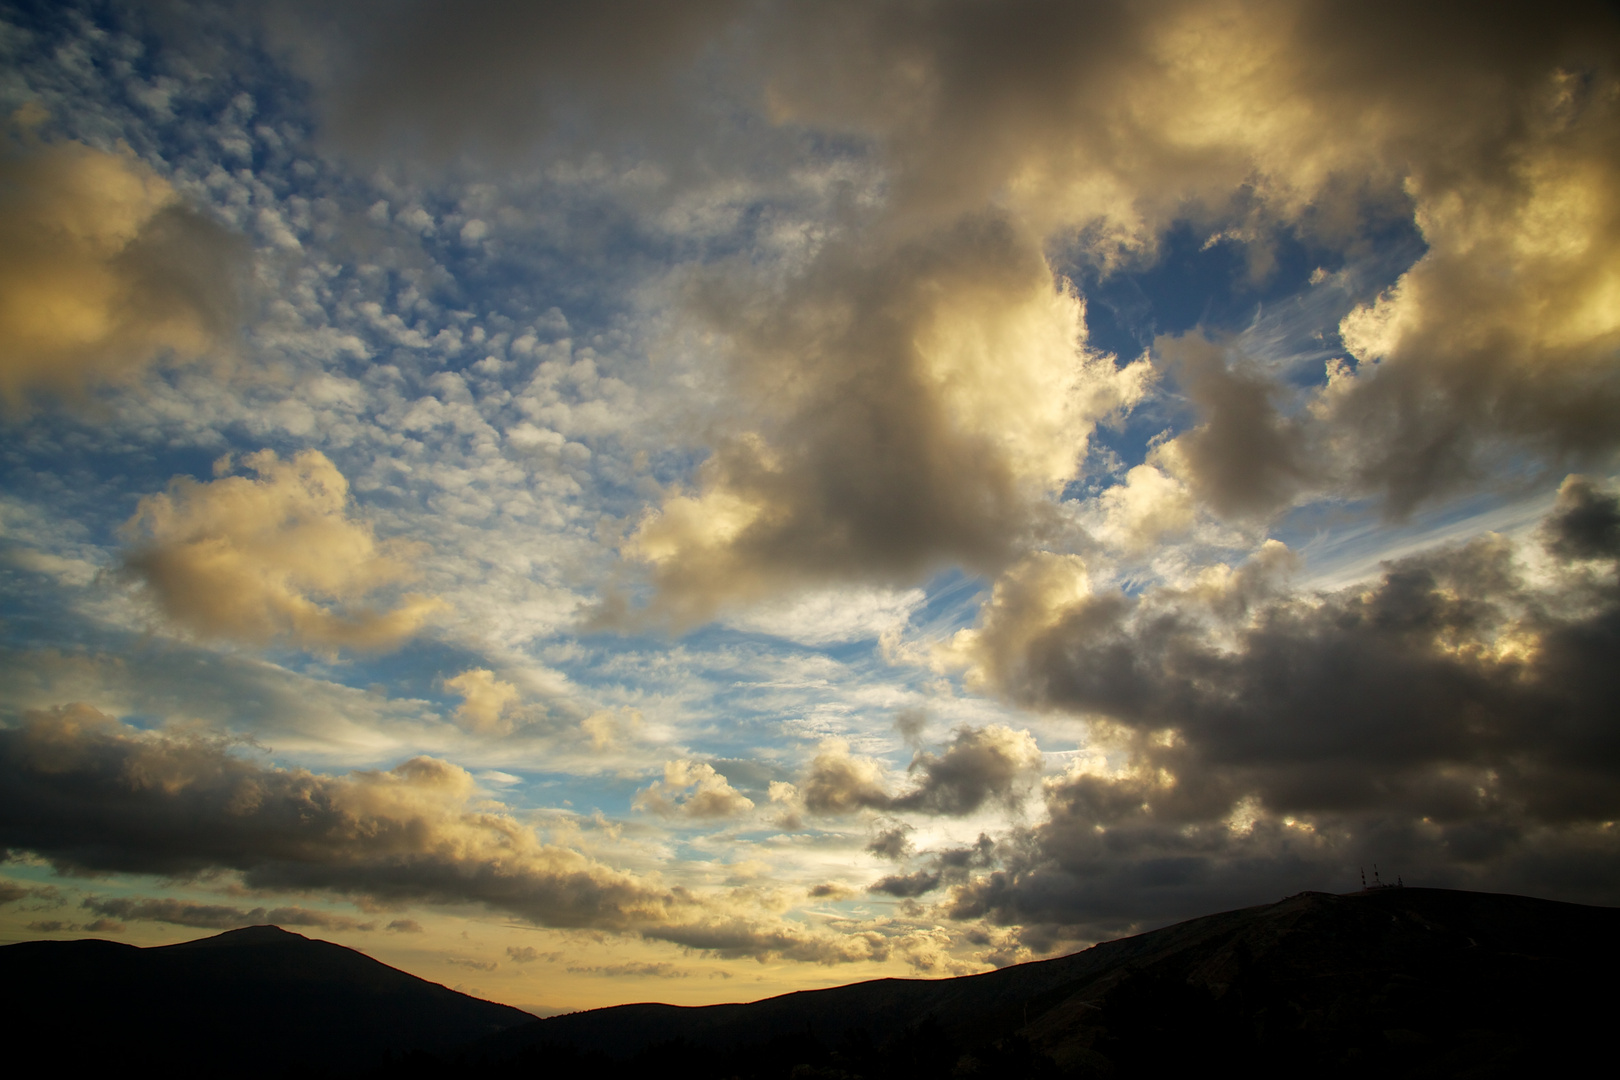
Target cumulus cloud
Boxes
[796,738,892,816]
[621,216,1148,625]
[280,1,1618,541]
[121,450,445,652]
[890,725,1044,817]
[1090,465,1195,553]
[0,124,241,407]
[444,669,519,735]
[792,726,1042,819]
[933,486,1620,938]
[580,707,643,752]
[729,1,1620,549]
[632,760,755,819]
[1153,334,1314,519]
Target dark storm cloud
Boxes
[1544,474,1620,560]
[940,485,1620,938]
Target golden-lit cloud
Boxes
[624,217,1148,625]
[1090,464,1195,553]
[121,450,444,652]
[756,1,1620,519]
[0,123,241,407]
[444,668,519,735]
[633,760,755,819]
[1320,71,1620,511]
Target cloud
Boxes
[1152,334,1313,520]
[620,215,1148,625]
[632,760,755,819]
[284,1,1617,539]
[720,585,927,646]
[865,820,914,862]
[580,707,643,753]
[0,704,675,929]
[567,961,687,978]
[795,726,1042,819]
[890,725,1044,817]
[932,487,1620,936]
[1543,474,1620,560]
[797,738,892,816]
[1090,465,1195,554]
[81,896,372,932]
[871,834,996,900]
[893,707,928,749]
[751,1,1620,532]
[806,882,855,901]
[506,945,554,964]
[121,450,445,652]
[267,0,746,163]
[444,669,520,735]
[0,705,906,964]
[0,125,242,407]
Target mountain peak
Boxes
[166,923,309,949]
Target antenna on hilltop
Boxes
[1360,867,1367,889]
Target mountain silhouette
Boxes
[471,887,1617,1077]
[0,924,530,1075]
[4,888,1614,1077]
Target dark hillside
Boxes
[4,890,1613,1077]
[0,924,531,1075]
[473,888,1618,1077]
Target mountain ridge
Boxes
[474,887,1617,1076]
[3,887,1613,1077]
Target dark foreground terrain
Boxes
[4,888,1614,1077]
[0,923,531,1073]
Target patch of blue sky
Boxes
[1068,214,1428,489]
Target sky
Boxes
[1,0,1618,1015]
